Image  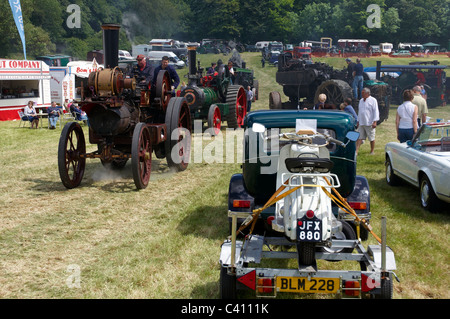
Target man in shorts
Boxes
[356,88,379,155]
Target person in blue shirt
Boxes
[47,101,61,129]
[352,58,364,99]
[152,56,180,96]
[340,98,358,122]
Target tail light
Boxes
[233,200,251,208]
[267,216,275,225]
[306,210,315,219]
[344,281,360,297]
[257,278,274,293]
[348,202,367,210]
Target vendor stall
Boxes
[0,59,51,121]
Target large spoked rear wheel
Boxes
[226,85,247,128]
[314,79,352,108]
[58,122,86,189]
[165,97,192,171]
[131,122,152,190]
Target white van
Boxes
[147,51,185,69]
[379,42,393,54]
[255,41,269,50]
[118,50,133,60]
[132,44,152,58]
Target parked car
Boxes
[118,50,133,61]
[391,50,411,57]
[147,51,185,69]
[385,122,450,212]
[229,110,372,240]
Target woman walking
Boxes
[396,90,418,143]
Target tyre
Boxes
[376,273,393,299]
[219,266,236,299]
[58,122,86,189]
[420,175,440,212]
[296,242,315,267]
[269,91,282,109]
[207,104,221,136]
[314,79,352,108]
[155,70,171,110]
[385,157,400,186]
[321,221,356,257]
[165,97,192,171]
[226,85,246,129]
[131,122,152,189]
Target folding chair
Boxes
[18,111,30,128]
[60,110,76,127]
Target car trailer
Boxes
[220,214,399,299]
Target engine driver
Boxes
[152,56,180,96]
[136,54,154,87]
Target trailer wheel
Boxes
[131,122,152,190]
[165,97,192,171]
[58,122,86,189]
[377,273,393,299]
[296,242,315,267]
[220,266,237,299]
[207,104,221,136]
[226,85,247,128]
[269,91,282,109]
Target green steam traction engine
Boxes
[179,47,247,135]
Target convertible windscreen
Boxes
[414,124,450,152]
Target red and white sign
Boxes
[0,59,51,121]
[67,58,102,78]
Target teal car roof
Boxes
[245,109,356,135]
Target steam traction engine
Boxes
[270,53,391,124]
[58,24,191,190]
[180,47,247,135]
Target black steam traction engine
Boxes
[58,24,191,190]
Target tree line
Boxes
[1,0,449,60]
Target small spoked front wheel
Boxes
[58,122,86,189]
[131,122,152,190]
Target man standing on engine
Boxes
[153,56,180,95]
[352,58,364,99]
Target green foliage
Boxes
[0,0,447,60]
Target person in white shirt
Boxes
[23,100,39,129]
[396,90,418,143]
[356,88,379,155]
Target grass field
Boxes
[0,53,449,299]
